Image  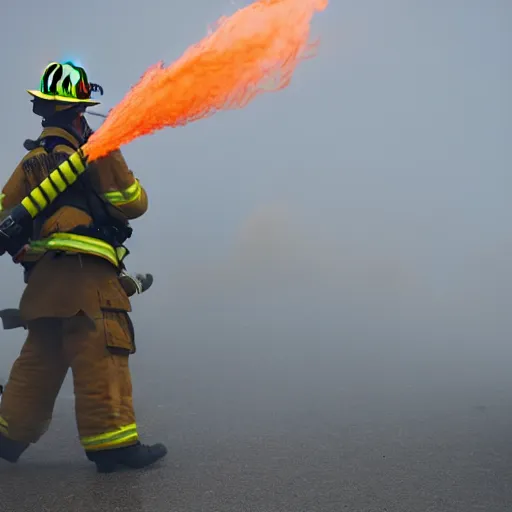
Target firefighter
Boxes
[0,61,167,473]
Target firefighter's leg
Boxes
[0,318,68,463]
[61,311,166,473]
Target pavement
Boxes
[1,337,512,512]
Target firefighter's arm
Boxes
[0,162,30,220]
[95,150,148,220]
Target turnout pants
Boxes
[0,310,138,452]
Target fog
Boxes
[0,1,511,509]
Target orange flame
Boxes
[82,0,328,162]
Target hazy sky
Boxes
[0,1,511,399]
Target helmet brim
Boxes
[27,89,100,106]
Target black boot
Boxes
[0,433,29,463]
[86,441,167,473]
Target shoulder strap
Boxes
[28,135,98,240]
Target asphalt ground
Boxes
[1,331,512,512]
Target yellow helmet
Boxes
[27,61,101,105]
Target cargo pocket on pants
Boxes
[101,309,136,355]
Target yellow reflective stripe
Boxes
[49,171,67,192]
[0,415,8,435]
[27,187,48,211]
[68,151,87,175]
[26,233,121,267]
[39,179,59,202]
[0,193,5,212]
[58,160,79,185]
[21,196,39,217]
[21,161,77,215]
[20,150,87,219]
[116,246,128,262]
[104,180,142,206]
[81,423,138,450]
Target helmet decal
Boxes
[39,61,92,100]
